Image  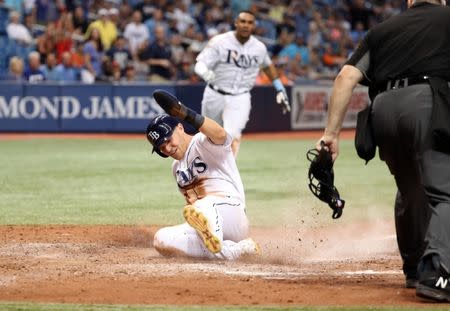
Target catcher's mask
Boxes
[146,114,180,158]
[306,141,345,219]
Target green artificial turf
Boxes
[0,138,395,226]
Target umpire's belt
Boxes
[376,76,430,93]
[208,84,248,96]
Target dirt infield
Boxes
[0,223,438,306]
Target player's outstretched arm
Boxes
[262,64,291,114]
[152,89,226,145]
[198,117,227,145]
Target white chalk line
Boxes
[224,269,402,279]
[102,262,402,280]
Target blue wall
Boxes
[0,83,175,132]
[0,82,369,133]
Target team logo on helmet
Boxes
[148,130,160,142]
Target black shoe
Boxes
[405,269,418,289]
[416,255,450,302]
[406,277,418,289]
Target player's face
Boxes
[159,124,185,160]
[235,13,256,40]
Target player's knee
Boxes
[152,228,167,250]
[153,227,167,249]
[153,228,182,257]
[153,228,170,253]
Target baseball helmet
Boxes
[146,114,180,158]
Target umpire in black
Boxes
[317,0,450,302]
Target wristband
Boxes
[272,78,284,92]
[185,107,205,130]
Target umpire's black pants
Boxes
[371,84,450,276]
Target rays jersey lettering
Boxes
[196,31,272,93]
[172,133,245,203]
[176,156,207,187]
[226,49,259,68]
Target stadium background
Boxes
[0,0,407,84]
[0,0,384,133]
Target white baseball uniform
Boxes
[153,131,254,260]
[196,31,272,139]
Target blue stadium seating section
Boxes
[0,36,35,73]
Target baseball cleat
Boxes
[183,205,222,253]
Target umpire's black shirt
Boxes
[347,2,450,84]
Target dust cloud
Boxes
[250,203,398,266]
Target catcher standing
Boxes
[317,0,450,301]
[194,10,290,157]
[146,90,259,260]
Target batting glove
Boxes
[203,69,215,82]
[273,79,291,114]
[194,61,215,83]
[153,89,205,130]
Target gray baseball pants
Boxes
[371,84,450,276]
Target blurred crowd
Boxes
[0,0,407,84]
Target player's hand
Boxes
[276,90,291,114]
[153,89,205,130]
[194,62,215,82]
[203,69,215,82]
[273,78,290,114]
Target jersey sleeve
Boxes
[261,45,272,68]
[196,36,220,68]
[346,32,372,86]
[196,132,232,153]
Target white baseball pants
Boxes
[153,195,250,260]
[201,87,251,139]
